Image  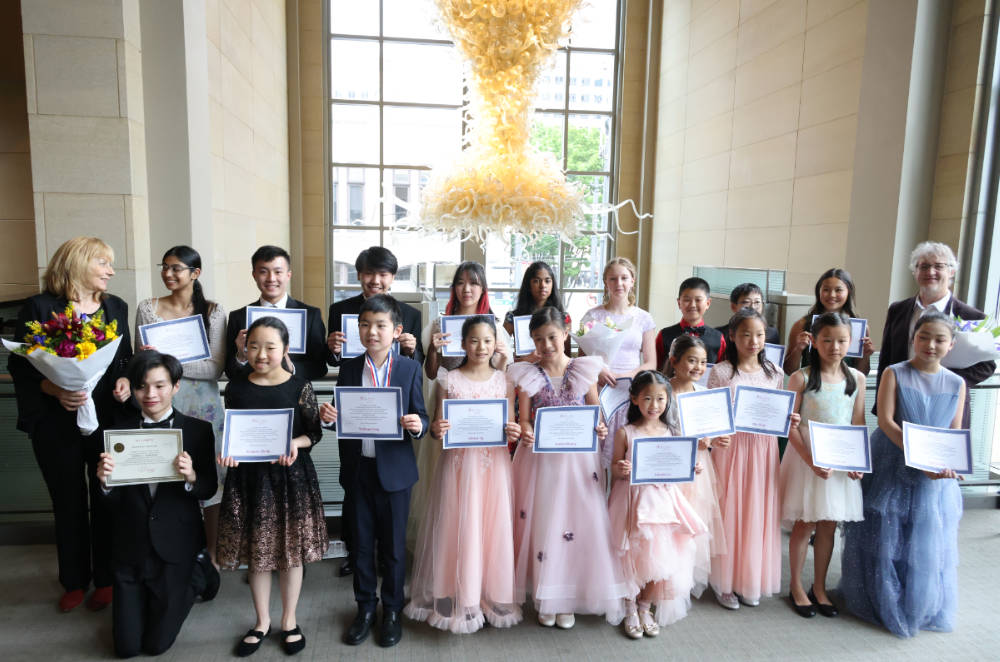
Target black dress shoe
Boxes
[338,559,354,577]
[343,608,376,645]
[378,609,402,648]
[789,594,816,618]
[808,586,839,618]
[194,550,221,602]
[281,625,306,655]
[235,627,270,657]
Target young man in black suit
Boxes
[96,350,219,658]
[326,246,424,577]
[320,295,428,649]
[716,282,781,345]
[225,245,328,380]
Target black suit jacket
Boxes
[327,294,424,367]
[335,354,428,493]
[8,292,133,437]
[225,297,328,381]
[101,410,216,565]
[875,295,996,420]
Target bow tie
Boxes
[685,326,706,337]
[142,418,173,429]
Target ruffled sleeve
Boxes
[564,355,605,398]
[507,361,547,397]
[635,308,656,334]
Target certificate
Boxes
[512,315,534,356]
[902,422,973,475]
[695,364,713,388]
[439,315,473,357]
[246,306,308,354]
[811,315,867,358]
[103,429,184,486]
[334,386,404,440]
[340,314,365,358]
[222,409,293,461]
[442,398,508,449]
[533,405,599,453]
[807,421,871,473]
[599,377,632,420]
[675,387,734,438]
[732,385,795,436]
[630,436,698,484]
[764,343,785,369]
[138,315,211,364]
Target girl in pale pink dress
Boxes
[708,309,799,610]
[579,257,658,468]
[666,335,729,599]
[608,371,707,639]
[510,307,627,629]
[404,316,523,633]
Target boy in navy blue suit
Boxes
[320,294,428,648]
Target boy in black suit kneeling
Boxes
[97,350,219,658]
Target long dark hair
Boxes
[805,268,858,319]
[805,312,856,396]
[162,245,216,333]
[625,370,675,429]
[445,261,493,315]
[723,308,777,378]
[528,306,568,333]
[665,335,708,377]
[512,261,565,317]
[457,314,497,368]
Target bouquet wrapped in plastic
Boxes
[941,315,1000,369]
[3,306,123,435]
[574,317,631,365]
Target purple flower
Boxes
[56,339,77,358]
[563,531,574,541]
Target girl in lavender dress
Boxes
[510,307,627,629]
[579,258,657,468]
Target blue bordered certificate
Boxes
[732,385,795,436]
[222,409,293,462]
[696,364,713,388]
[246,306,308,354]
[440,315,474,357]
[512,315,534,356]
[532,405,599,453]
[599,377,632,421]
[807,421,871,473]
[630,436,698,485]
[676,387,734,438]
[138,315,211,364]
[334,386,404,440]
[764,343,785,369]
[902,422,973,475]
[340,314,365,358]
[442,398,508,449]
[811,315,867,359]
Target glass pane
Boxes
[384,43,462,105]
[567,113,611,172]
[332,167,379,226]
[569,0,618,49]
[529,112,565,166]
[535,51,567,109]
[569,52,615,111]
[485,233,560,292]
[568,174,610,231]
[332,288,362,303]
[332,228,380,286]
[330,0,379,35]
[382,169,429,228]
[330,39,379,101]
[382,229,461,294]
[562,233,608,290]
[383,106,461,167]
[383,0,450,40]
[564,291,604,331]
[331,104,379,164]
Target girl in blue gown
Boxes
[839,310,966,637]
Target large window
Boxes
[325,0,623,322]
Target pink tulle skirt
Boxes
[679,447,727,597]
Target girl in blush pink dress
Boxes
[708,309,799,610]
[510,307,627,629]
[608,371,707,639]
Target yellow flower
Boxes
[76,341,97,360]
[27,321,42,335]
[81,325,95,341]
[26,344,45,355]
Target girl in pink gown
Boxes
[708,309,799,610]
[608,371,707,639]
[404,316,523,633]
[510,307,627,629]
[666,336,729,599]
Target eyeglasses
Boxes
[159,264,194,275]
[916,262,951,273]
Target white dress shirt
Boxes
[259,293,290,308]
[360,355,391,458]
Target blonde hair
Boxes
[43,237,115,301]
[602,257,637,306]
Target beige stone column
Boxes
[21,0,152,311]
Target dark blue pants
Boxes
[350,458,410,611]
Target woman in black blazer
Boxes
[7,237,133,612]
[875,241,995,426]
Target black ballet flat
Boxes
[808,586,839,618]
[789,594,816,618]
[236,627,270,657]
[281,626,306,655]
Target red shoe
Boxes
[59,589,85,612]
[85,586,113,611]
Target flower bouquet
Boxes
[574,316,631,364]
[941,315,1000,369]
[3,306,123,434]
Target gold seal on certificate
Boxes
[103,429,184,487]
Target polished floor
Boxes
[2,508,998,661]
